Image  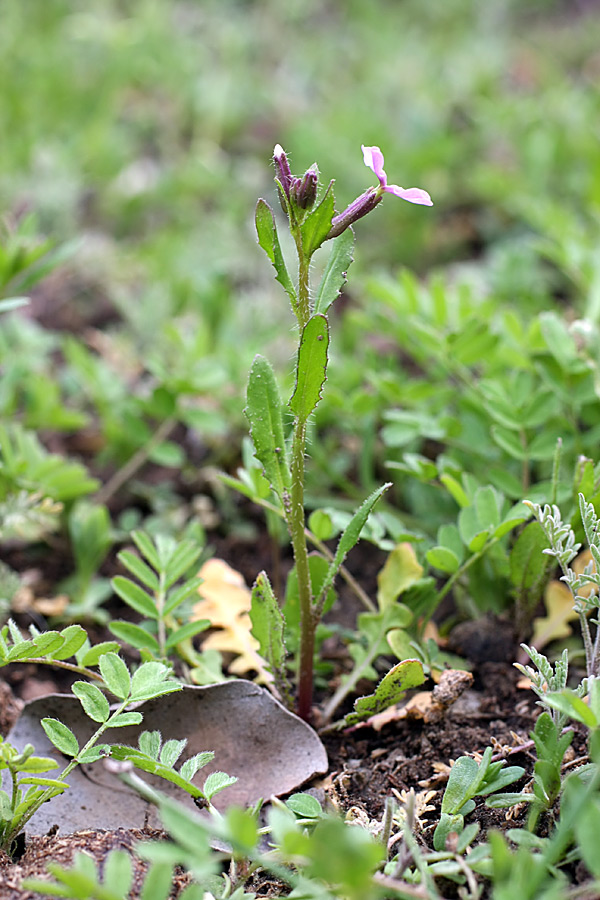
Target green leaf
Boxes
[540,311,577,370]
[474,485,501,530]
[132,531,161,571]
[345,659,425,726]
[164,619,210,651]
[31,631,64,656]
[109,621,161,654]
[79,641,121,667]
[163,542,202,590]
[377,543,423,609]
[314,228,354,315]
[250,571,290,700]
[41,718,79,757]
[19,777,67,791]
[139,732,161,760]
[103,851,133,896]
[164,576,204,616]
[510,522,549,588]
[111,576,157,619]
[545,689,599,728]
[491,426,527,460]
[427,546,460,574]
[117,550,160,592]
[130,661,173,698]
[109,712,143,727]
[245,355,291,503]
[99,652,131,700]
[255,198,297,308]
[160,739,187,768]
[439,474,470,508]
[441,756,480,814]
[289,314,330,421]
[78,745,110,763]
[300,180,335,257]
[179,751,214,781]
[319,484,391,604]
[203,770,238,800]
[72,681,110,723]
[286,793,323,819]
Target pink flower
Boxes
[362,145,433,206]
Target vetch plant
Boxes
[109,530,210,664]
[246,144,432,720]
[0,651,182,852]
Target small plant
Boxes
[525,493,600,678]
[433,747,525,851]
[245,144,431,720]
[109,530,210,663]
[0,619,233,853]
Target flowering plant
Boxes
[246,145,432,720]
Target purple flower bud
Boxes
[327,188,381,239]
[273,144,293,199]
[290,165,319,210]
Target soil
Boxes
[0,596,589,899]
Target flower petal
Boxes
[362,145,387,186]
[385,184,433,206]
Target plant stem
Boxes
[8,698,130,843]
[289,232,315,721]
[25,657,104,682]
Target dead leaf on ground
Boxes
[6,681,328,835]
[193,559,270,680]
[531,580,579,651]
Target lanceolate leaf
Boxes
[314,228,354,315]
[250,571,291,703]
[318,483,391,605]
[111,576,157,619]
[245,355,291,503]
[255,198,297,309]
[289,314,330,422]
[300,180,335,258]
[345,659,425,726]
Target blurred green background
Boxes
[2,0,600,552]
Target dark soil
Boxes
[1,636,588,898]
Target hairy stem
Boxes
[288,234,315,721]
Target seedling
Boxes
[433,747,525,851]
[526,494,600,678]
[110,530,210,662]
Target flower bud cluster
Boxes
[273,145,318,214]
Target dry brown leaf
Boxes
[192,558,269,679]
[531,580,579,651]
[573,549,599,599]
